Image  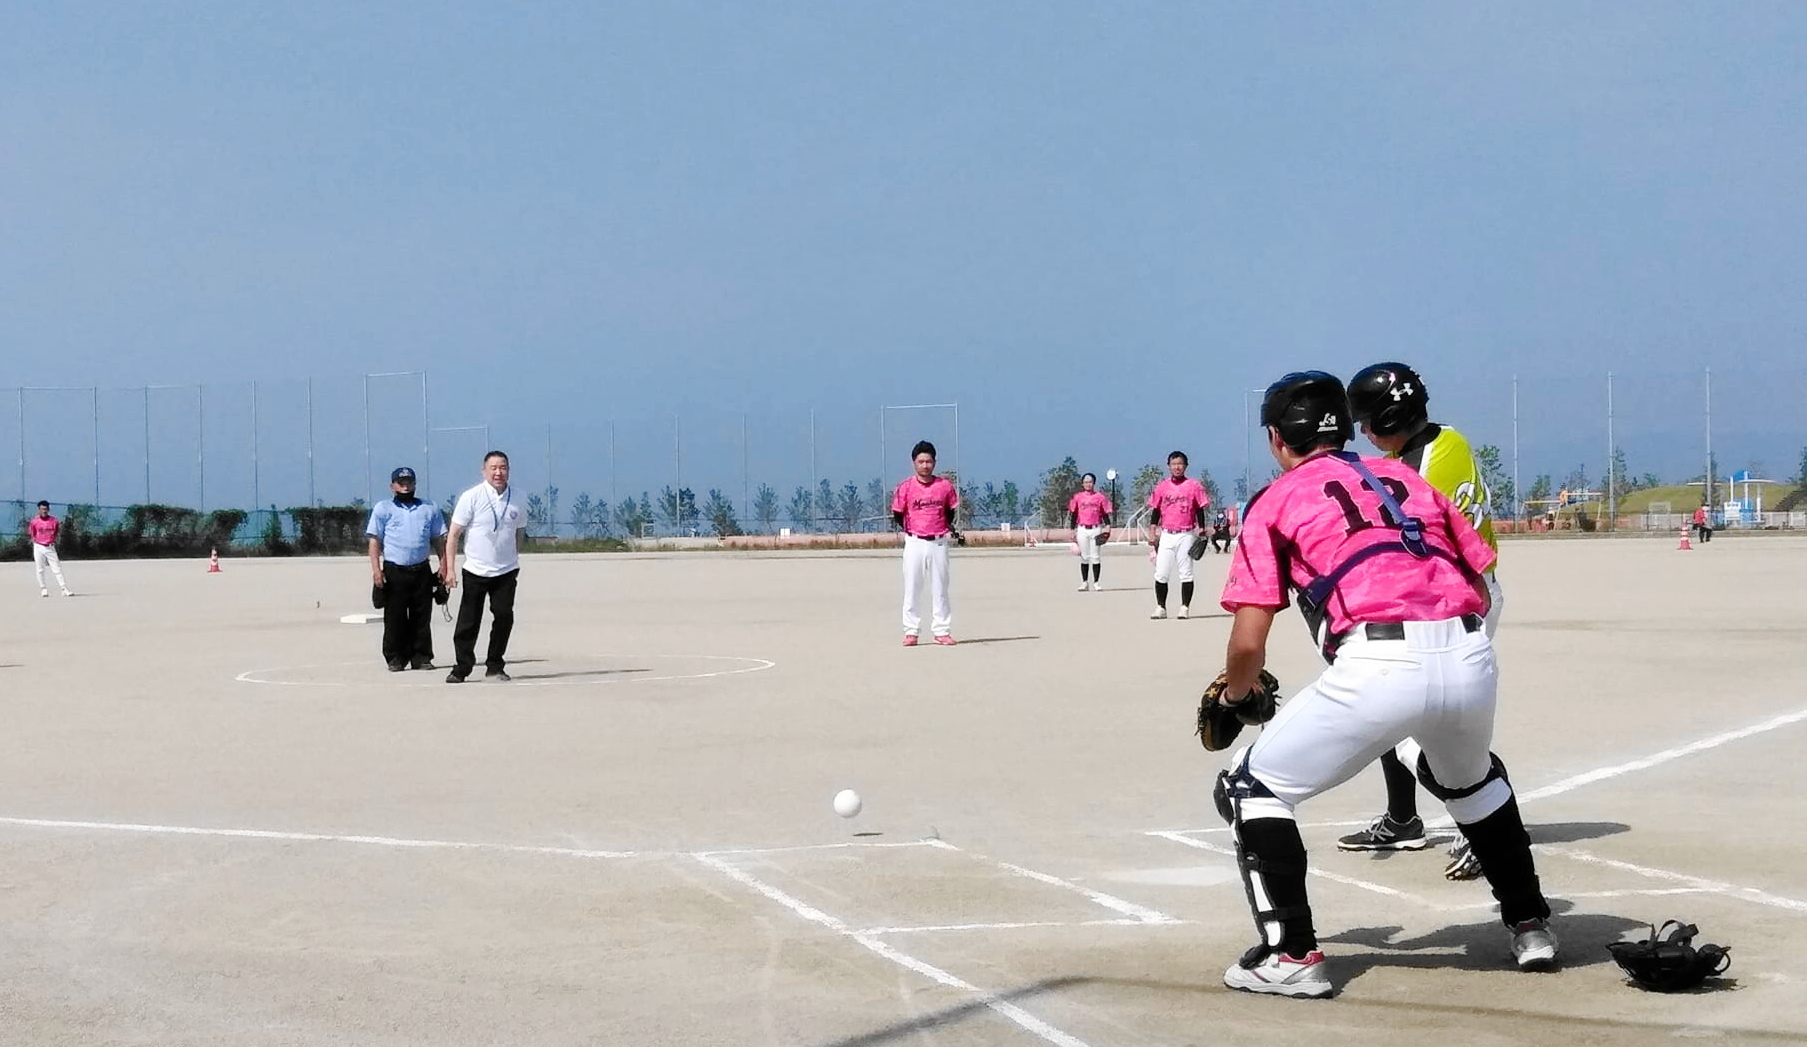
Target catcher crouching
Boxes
[1205,371,1556,999]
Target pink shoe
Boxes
[902,634,919,647]
[933,635,957,646]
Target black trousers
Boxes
[453,568,519,676]
[381,561,436,667]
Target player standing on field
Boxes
[1210,371,1554,998]
[1144,451,1210,619]
[892,440,960,646]
[1337,363,1503,881]
[1067,472,1113,591]
[27,501,72,597]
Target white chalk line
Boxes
[1149,831,1460,912]
[1148,831,1769,914]
[234,653,775,688]
[691,853,1097,1047]
[924,838,1179,925]
[1542,845,1807,914]
[1514,705,1807,804]
[0,816,648,859]
[0,817,932,864]
[1147,703,1807,914]
[859,918,1185,935]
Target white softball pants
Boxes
[901,534,952,637]
[1152,530,1195,584]
[1244,619,1510,826]
[1395,572,1504,770]
[1075,525,1106,564]
[32,543,66,591]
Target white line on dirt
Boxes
[1147,830,1460,911]
[924,839,1180,925]
[0,816,644,858]
[691,853,1097,1047]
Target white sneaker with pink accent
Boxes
[1223,948,1333,998]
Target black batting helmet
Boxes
[1261,371,1353,454]
[1347,362,1430,437]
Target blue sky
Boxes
[3,2,1803,513]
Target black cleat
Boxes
[485,669,512,683]
[446,670,468,684]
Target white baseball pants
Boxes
[32,543,66,591]
[1075,525,1106,564]
[1395,572,1504,770]
[1153,530,1195,584]
[901,534,952,637]
[1244,619,1510,826]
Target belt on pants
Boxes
[385,561,432,572]
[1162,528,1193,534]
[1359,614,1483,641]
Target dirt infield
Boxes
[1,536,1803,1045]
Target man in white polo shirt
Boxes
[443,450,528,683]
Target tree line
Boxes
[446,442,1807,539]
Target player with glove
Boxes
[1067,473,1114,591]
[1207,371,1555,999]
[1144,451,1210,619]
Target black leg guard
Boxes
[1215,764,1317,959]
[1093,563,1102,584]
[1379,748,1420,822]
[1239,817,1317,958]
[1081,563,1090,582]
[1181,581,1195,607]
[1154,581,1168,607]
[1458,795,1550,927]
[1416,753,1547,928]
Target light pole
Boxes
[1106,468,1119,531]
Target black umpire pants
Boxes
[381,561,436,668]
[452,568,519,677]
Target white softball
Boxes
[833,789,862,818]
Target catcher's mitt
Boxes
[1607,921,1731,992]
[1196,669,1282,751]
[1187,532,1211,560]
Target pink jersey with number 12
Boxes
[1221,453,1494,637]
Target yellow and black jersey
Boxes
[1393,423,1498,567]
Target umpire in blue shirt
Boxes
[366,467,449,671]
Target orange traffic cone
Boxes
[208,547,222,572]
[1677,527,1692,551]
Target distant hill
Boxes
[1614,483,1799,514]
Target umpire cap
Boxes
[1347,362,1430,437]
[1261,371,1353,454]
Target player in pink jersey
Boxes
[27,501,72,597]
[1066,473,1113,592]
[1208,372,1554,999]
[890,440,961,646]
[1143,452,1210,618]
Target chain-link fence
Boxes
[2,365,1802,541]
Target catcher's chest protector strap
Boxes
[1295,453,1476,657]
